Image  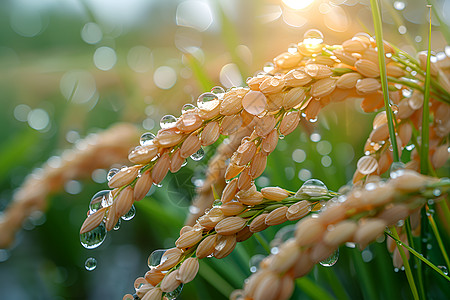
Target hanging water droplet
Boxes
[113,218,121,230]
[153,182,163,188]
[147,249,166,268]
[197,92,219,110]
[263,62,274,73]
[212,200,222,207]
[80,223,107,249]
[406,144,415,151]
[271,225,296,248]
[181,103,196,114]
[295,179,329,198]
[390,104,399,114]
[303,29,324,45]
[288,43,298,54]
[402,88,412,98]
[319,249,339,267]
[89,190,110,213]
[85,257,97,271]
[270,247,279,255]
[389,162,406,178]
[279,134,285,140]
[102,191,114,207]
[140,132,156,146]
[160,115,177,129]
[211,86,225,95]
[190,148,205,161]
[107,168,120,182]
[309,118,318,123]
[432,189,442,197]
[165,283,184,300]
[249,254,265,273]
[345,242,356,248]
[438,265,449,275]
[121,205,136,221]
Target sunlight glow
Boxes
[282,0,314,10]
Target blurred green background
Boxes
[0,0,449,299]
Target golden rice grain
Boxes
[249,213,270,232]
[175,229,203,249]
[215,216,247,235]
[196,235,217,259]
[355,59,380,78]
[265,206,288,226]
[180,134,201,158]
[201,121,220,146]
[261,187,289,201]
[108,165,140,188]
[151,153,170,184]
[160,270,180,293]
[177,257,199,284]
[80,207,107,234]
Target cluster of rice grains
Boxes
[0,123,140,249]
[77,31,449,300]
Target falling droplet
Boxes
[89,190,110,213]
[303,29,324,45]
[271,225,296,248]
[113,218,121,230]
[80,223,107,249]
[121,205,136,221]
[190,148,205,161]
[438,266,449,275]
[389,162,406,178]
[147,249,166,268]
[107,168,119,182]
[249,254,265,273]
[211,86,225,95]
[140,132,156,146]
[320,249,339,267]
[85,257,97,271]
[197,92,219,111]
[165,284,184,300]
[160,115,177,129]
[295,179,329,198]
[263,62,274,73]
[181,103,196,114]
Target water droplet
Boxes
[121,205,136,221]
[197,92,219,110]
[123,294,134,300]
[113,218,121,230]
[147,249,166,268]
[140,132,155,146]
[190,148,205,161]
[279,134,285,140]
[288,43,298,54]
[85,257,97,271]
[165,283,184,300]
[213,200,222,207]
[438,265,449,275]
[271,225,296,248]
[160,115,177,129]
[211,86,225,95]
[432,189,441,197]
[393,1,405,10]
[80,223,107,249]
[295,179,329,198]
[309,118,318,123]
[345,242,356,248]
[389,162,406,178]
[402,88,412,98]
[303,29,324,45]
[271,247,279,255]
[394,267,400,272]
[319,249,339,267]
[189,205,200,214]
[263,62,274,73]
[249,254,265,273]
[390,104,399,114]
[182,103,196,114]
[89,190,110,213]
[107,168,120,182]
[396,220,404,227]
[406,144,415,151]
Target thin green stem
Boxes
[405,218,426,300]
[389,227,420,300]
[386,230,450,281]
[370,0,400,162]
[420,5,432,175]
[439,200,450,224]
[426,205,450,268]
[295,277,335,300]
[254,232,271,254]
